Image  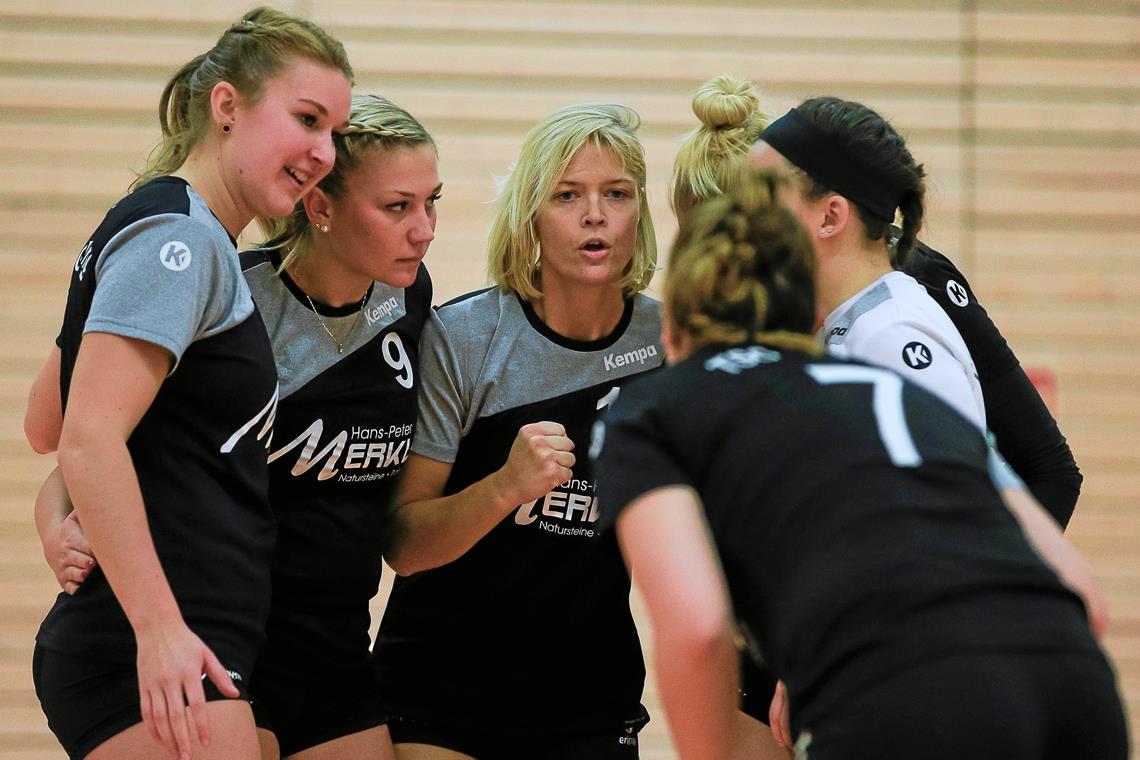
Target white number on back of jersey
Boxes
[804,364,922,468]
[382,333,414,389]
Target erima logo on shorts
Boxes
[603,344,658,371]
[946,279,969,307]
[902,341,933,370]
[160,240,191,271]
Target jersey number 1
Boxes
[805,364,922,468]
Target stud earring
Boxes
[221,123,231,134]
[317,224,330,233]
[821,226,834,235]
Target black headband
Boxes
[759,107,901,223]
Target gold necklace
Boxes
[303,291,369,354]
[292,268,371,354]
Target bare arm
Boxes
[1001,486,1108,637]
[25,345,63,454]
[617,485,739,760]
[34,466,96,595]
[385,421,575,575]
[58,332,237,759]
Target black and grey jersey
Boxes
[38,177,279,682]
[374,287,662,734]
[902,238,1082,527]
[240,249,432,609]
[593,343,1098,733]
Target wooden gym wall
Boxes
[0,2,1136,757]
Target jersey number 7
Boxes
[805,364,922,468]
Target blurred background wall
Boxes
[1,2,1136,757]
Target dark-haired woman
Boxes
[593,172,1127,760]
[659,85,1081,528]
[749,97,986,431]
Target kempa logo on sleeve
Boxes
[603,344,658,372]
[901,341,933,370]
[160,240,192,271]
[945,279,969,308]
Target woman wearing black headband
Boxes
[673,89,1084,749]
[749,98,987,432]
[673,87,1081,531]
[749,97,1081,526]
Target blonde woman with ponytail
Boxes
[34,94,440,760]
[24,8,351,759]
[673,78,1071,754]
[243,94,439,760]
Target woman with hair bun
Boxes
[24,8,352,759]
[592,171,1126,760]
[669,74,768,221]
[670,79,1081,529]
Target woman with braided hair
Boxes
[592,171,1126,760]
[23,7,352,759]
[243,93,439,760]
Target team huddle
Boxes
[21,7,1128,760]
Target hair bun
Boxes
[692,75,759,129]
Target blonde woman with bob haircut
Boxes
[24,7,352,760]
[375,103,661,759]
[487,103,657,303]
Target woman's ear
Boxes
[303,187,333,230]
[210,81,240,131]
[819,194,850,239]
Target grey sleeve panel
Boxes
[87,211,252,362]
[411,289,665,463]
[411,307,472,463]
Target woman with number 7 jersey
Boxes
[593,172,1128,760]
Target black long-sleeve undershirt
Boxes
[902,239,1082,528]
